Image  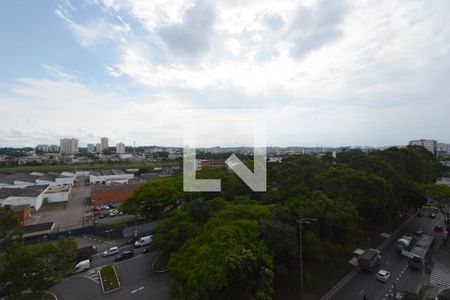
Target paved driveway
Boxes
[32,185,90,229]
[51,250,168,300]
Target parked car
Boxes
[101,205,110,210]
[115,250,134,262]
[435,225,444,232]
[429,213,437,219]
[416,211,423,217]
[142,245,152,253]
[93,211,101,217]
[92,206,102,212]
[99,213,108,219]
[108,204,117,209]
[376,269,391,282]
[109,209,119,217]
[134,235,152,248]
[103,246,119,257]
[74,259,90,273]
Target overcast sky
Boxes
[0,0,449,147]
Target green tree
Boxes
[0,206,20,252]
[121,176,185,219]
[169,221,273,300]
[152,210,200,253]
[0,237,77,296]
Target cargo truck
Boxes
[357,249,382,272]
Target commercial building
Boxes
[11,204,32,226]
[89,169,134,185]
[87,144,96,153]
[60,138,79,155]
[0,185,49,212]
[43,185,71,203]
[116,142,126,154]
[409,139,437,156]
[91,184,139,205]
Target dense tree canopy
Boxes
[121,145,443,299]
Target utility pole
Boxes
[297,216,317,300]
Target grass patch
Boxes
[9,292,55,300]
[99,265,120,293]
[152,250,170,272]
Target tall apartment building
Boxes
[116,142,126,154]
[409,139,437,156]
[100,137,109,153]
[87,144,96,153]
[60,138,78,155]
[96,143,101,153]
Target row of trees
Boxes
[121,146,444,299]
[0,206,78,297]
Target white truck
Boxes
[134,235,152,248]
[74,259,90,273]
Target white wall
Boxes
[44,190,70,203]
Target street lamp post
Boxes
[297,216,317,300]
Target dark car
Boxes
[115,250,134,262]
[108,204,117,209]
[435,225,444,232]
[93,211,101,217]
[416,211,423,217]
[126,237,139,245]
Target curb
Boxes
[320,214,416,300]
[98,265,121,294]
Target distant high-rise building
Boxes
[87,144,96,153]
[116,143,126,154]
[96,143,101,153]
[60,138,78,155]
[100,137,109,153]
[409,139,437,156]
[36,144,60,152]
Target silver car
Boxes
[103,246,119,257]
[376,269,391,282]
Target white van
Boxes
[134,235,152,248]
[74,259,90,273]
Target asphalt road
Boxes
[328,214,445,300]
[51,249,168,300]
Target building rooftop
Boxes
[0,173,38,185]
[0,185,48,199]
[18,221,54,236]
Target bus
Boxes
[404,234,435,269]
